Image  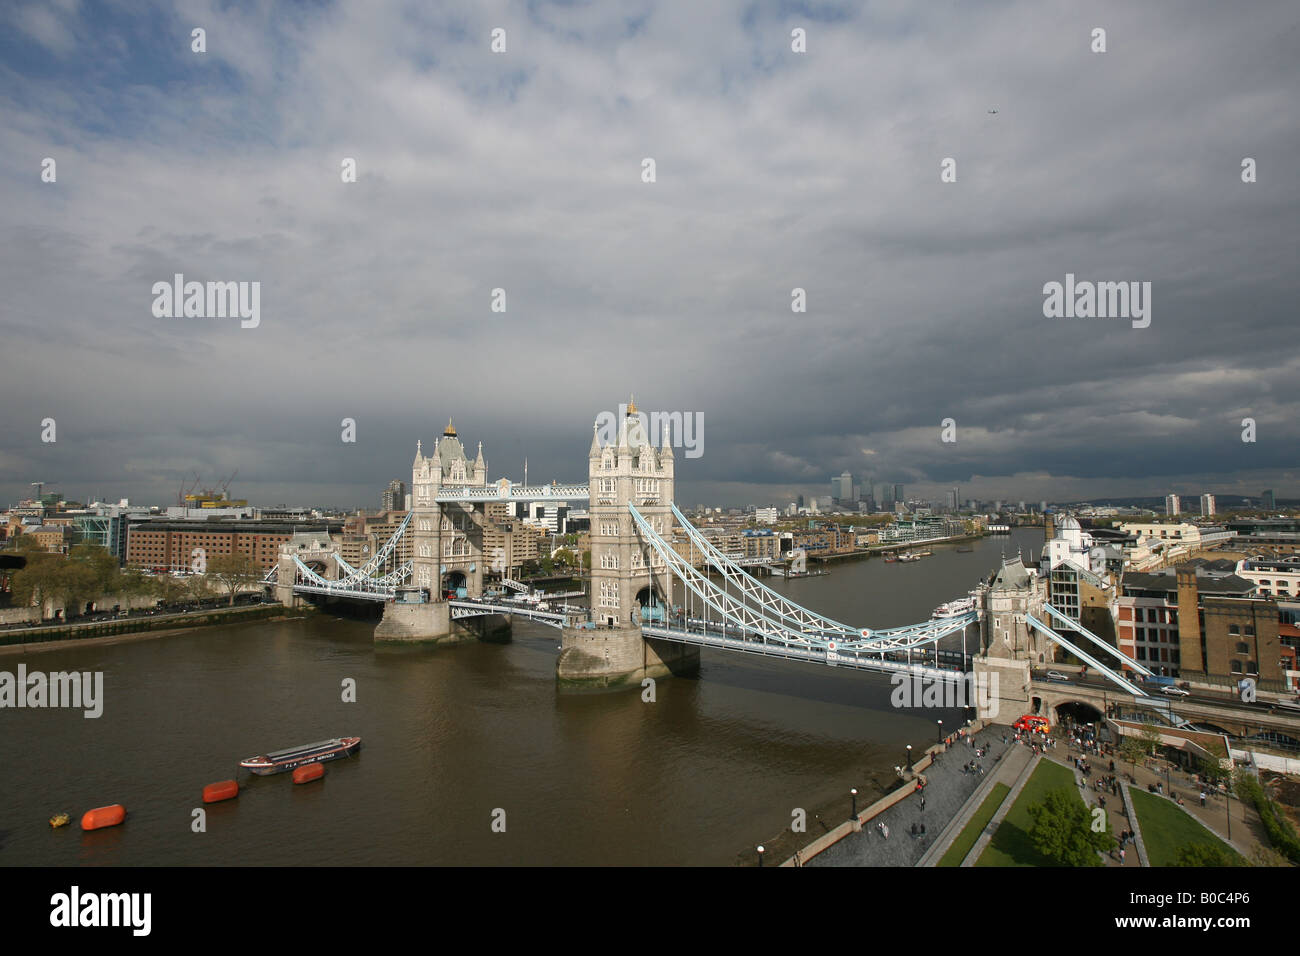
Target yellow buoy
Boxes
[49,813,70,829]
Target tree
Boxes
[1027,788,1112,866]
[9,551,62,612]
[1198,757,1232,791]
[206,553,260,605]
[156,574,187,606]
[50,559,99,619]
[1175,843,1240,867]
[1119,736,1146,781]
[1248,845,1288,867]
[1139,723,1163,761]
[68,542,119,596]
[118,568,154,598]
[184,573,212,603]
[9,532,48,553]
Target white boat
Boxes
[933,597,975,618]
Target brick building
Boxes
[1116,561,1286,689]
[127,519,343,573]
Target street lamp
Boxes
[850,787,858,820]
[937,719,943,747]
[757,845,765,867]
[906,744,913,771]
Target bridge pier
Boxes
[374,600,514,644]
[973,654,1032,723]
[556,622,699,689]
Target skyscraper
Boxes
[893,483,905,506]
[382,478,406,512]
[1165,494,1181,516]
[831,471,854,503]
[1263,489,1276,511]
[946,488,958,510]
[1200,493,1216,517]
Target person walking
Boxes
[1200,791,1206,808]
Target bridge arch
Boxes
[1053,700,1104,725]
[635,584,667,625]
[1195,723,1235,737]
[443,570,467,596]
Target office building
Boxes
[1200,494,1216,517]
[1116,563,1286,687]
[381,479,406,512]
[1165,494,1181,516]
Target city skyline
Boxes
[3,1,1298,509]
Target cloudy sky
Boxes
[2,0,1297,510]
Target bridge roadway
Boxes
[431,595,976,682]
[1028,671,1300,738]
[641,623,969,680]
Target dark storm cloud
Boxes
[0,0,1296,508]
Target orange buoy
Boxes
[202,780,240,803]
[81,805,126,831]
[292,763,325,784]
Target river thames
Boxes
[0,529,1041,866]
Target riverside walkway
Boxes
[805,731,1012,867]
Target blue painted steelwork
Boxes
[630,503,976,654]
[1041,602,1152,677]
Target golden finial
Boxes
[443,417,457,437]
[626,394,638,415]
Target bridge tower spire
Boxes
[558,399,698,686]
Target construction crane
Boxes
[185,469,247,508]
[178,472,201,507]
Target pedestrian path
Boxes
[958,750,1039,866]
[919,739,1034,866]
[1119,757,1263,860]
[1052,754,1140,867]
[807,732,1010,867]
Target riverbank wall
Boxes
[0,603,304,655]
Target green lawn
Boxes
[1129,788,1245,867]
[976,759,1078,866]
[938,782,1010,867]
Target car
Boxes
[1013,715,1051,733]
[1046,670,1069,682]
[1160,685,1190,696]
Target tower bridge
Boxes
[269,401,1201,721]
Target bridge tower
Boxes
[375,418,498,643]
[408,418,487,600]
[973,555,1048,720]
[557,399,700,687]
